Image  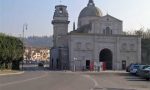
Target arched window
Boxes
[103,27,112,35]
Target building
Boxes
[24,47,50,62]
[50,0,141,71]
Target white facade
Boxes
[51,0,141,70]
[68,34,141,70]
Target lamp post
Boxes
[73,57,77,72]
[22,23,28,70]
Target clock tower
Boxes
[52,5,70,47]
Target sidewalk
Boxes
[0,70,24,76]
[60,70,128,74]
[80,70,129,75]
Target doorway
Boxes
[122,60,126,70]
[99,48,113,70]
[86,60,90,70]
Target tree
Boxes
[0,33,23,70]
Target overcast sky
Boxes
[0,0,150,37]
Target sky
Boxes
[0,0,150,37]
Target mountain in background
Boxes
[24,36,53,48]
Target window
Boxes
[106,27,112,35]
[122,43,127,50]
[130,44,135,50]
[86,43,91,50]
[103,27,112,35]
[76,42,81,50]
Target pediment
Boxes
[101,14,122,22]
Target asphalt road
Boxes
[0,65,150,90]
[0,71,94,90]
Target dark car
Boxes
[38,62,44,67]
[126,63,134,72]
[141,67,150,81]
[126,63,139,72]
[130,65,140,74]
[136,65,150,76]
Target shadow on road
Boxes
[21,64,50,71]
[125,77,148,82]
[118,73,149,82]
[93,87,136,90]
[116,73,131,76]
[112,72,149,82]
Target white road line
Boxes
[0,71,24,76]
[0,72,48,87]
[82,75,99,90]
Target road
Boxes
[0,71,94,90]
[0,65,150,90]
[87,72,150,90]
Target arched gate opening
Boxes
[99,48,113,70]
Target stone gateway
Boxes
[50,0,141,71]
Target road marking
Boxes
[0,71,24,76]
[0,72,48,87]
[82,75,99,90]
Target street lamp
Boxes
[22,23,28,70]
[73,57,77,72]
[23,23,28,41]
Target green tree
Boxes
[0,33,23,70]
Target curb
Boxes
[63,71,128,75]
[0,71,24,76]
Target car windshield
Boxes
[143,66,150,69]
[145,67,150,70]
[133,65,139,69]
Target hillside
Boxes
[24,36,53,48]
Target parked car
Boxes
[126,63,139,72]
[38,61,44,67]
[126,64,133,72]
[136,65,150,76]
[140,67,150,81]
[129,65,140,74]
